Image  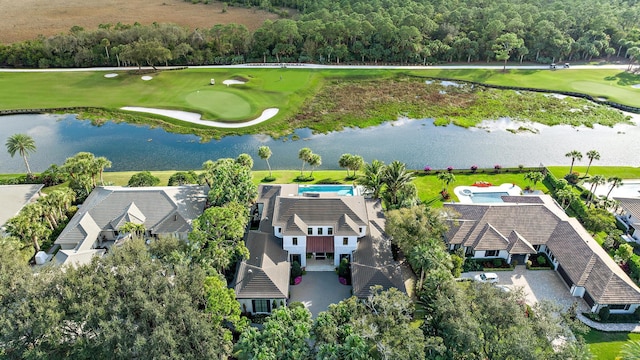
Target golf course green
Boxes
[184,90,253,120]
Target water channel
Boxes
[0,113,639,173]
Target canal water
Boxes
[0,113,638,172]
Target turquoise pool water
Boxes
[298,185,355,196]
[470,192,509,203]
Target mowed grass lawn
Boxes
[408,68,640,107]
[0,68,321,122]
[585,330,640,360]
[1,68,639,123]
[547,166,640,179]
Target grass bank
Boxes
[547,166,640,179]
[0,68,635,140]
[585,329,640,360]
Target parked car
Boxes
[564,63,570,68]
[495,284,511,293]
[474,272,499,283]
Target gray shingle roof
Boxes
[55,185,207,250]
[471,223,510,250]
[445,195,640,305]
[272,196,367,235]
[235,232,290,299]
[352,199,406,298]
[615,197,640,225]
[0,184,43,228]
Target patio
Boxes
[289,272,352,318]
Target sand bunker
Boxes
[104,73,118,78]
[141,76,153,81]
[223,79,246,86]
[632,84,640,89]
[120,106,279,128]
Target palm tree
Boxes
[6,133,37,176]
[308,153,322,177]
[565,150,583,174]
[339,154,353,177]
[605,176,623,199]
[524,171,544,190]
[357,160,386,199]
[555,188,577,210]
[586,175,606,206]
[584,150,600,177]
[258,146,273,178]
[382,161,415,208]
[409,244,431,290]
[621,340,640,360]
[436,172,456,193]
[95,156,112,186]
[298,148,313,176]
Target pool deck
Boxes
[455,183,522,204]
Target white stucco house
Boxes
[234,184,405,314]
[445,194,640,314]
[615,197,640,242]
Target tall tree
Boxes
[524,171,544,190]
[202,158,257,207]
[95,156,112,186]
[357,159,386,199]
[605,176,623,199]
[382,160,416,209]
[235,153,254,169]
[385,205,449,255]
[493,33,524,71]
[565,150,583,174]
[584,150,600,177]
[436,171,456,193]
[5,133,36,176]
[338,153,354,177]
[127,171,160,187]
[258,145,273,178]
[298,147,313,176]
[586,175,607,206]
[308,153,322,177]
[235,305,313,360]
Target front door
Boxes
[290,254,301,265]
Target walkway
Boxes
[577,313,640,333]
[289,272,352,318]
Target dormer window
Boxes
[307,227,313,235]
[328,227,333,235]
[292,237,298,246]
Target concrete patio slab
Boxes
[289,271,352,318]
[463,267,588,311]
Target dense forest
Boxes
[1,0,639,68]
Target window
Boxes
[609,304,631,311]
[359,227,364,233]
[318,228,323,235]
[533,244,540,251]
[275,227,280,233]
[343,237,349,245]
[252,299,270,313]
[307,227,313,235]
[292,237,298,246]
[486,250,499,257]
[328,227,333,235]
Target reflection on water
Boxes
[0,113,639,172]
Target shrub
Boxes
[494,164,502,171]
[291,261,302,278]
[492,258,502,267]
[512,259,519,267]
[599,306,610,321]
[526,260,532,268]
[470,165,478,173]
[518,164,524,172]
[635,306,640,321]
[565,172,580,184]
[424,166,432,172]
[451,255,463,278]
[337,258,350,279]
[537,256,547,266]
[447,166,454,172]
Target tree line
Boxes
[1,0,640,68]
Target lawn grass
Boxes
[407,68,640,107]
[584,329,640,360]
[547,166,640,179]
[0,68,636,140]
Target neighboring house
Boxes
[615,197,640,242]
[0,184,43,233]
[445,195,640,314]
[234,184,405,314]
[54,186,207,267]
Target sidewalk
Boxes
[577,313,640,333]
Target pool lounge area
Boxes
[455,183,523,204]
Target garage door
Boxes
[556,264,574,288]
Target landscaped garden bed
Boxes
[526,253,553,270]
[463,257,513,272]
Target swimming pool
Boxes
[470,192,509,203]
[298,185,355,196]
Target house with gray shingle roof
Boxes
[614,197,640,242]
[445,194,640,314]
[0,184,43,232]
[234,184,406,313]
[54,185,207,267]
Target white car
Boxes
[495,284,511,293]
[474,272,499,283]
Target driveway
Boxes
[289,272,352,318]
[463,267,589,311]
